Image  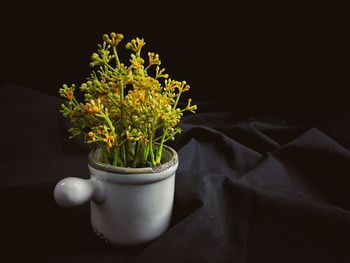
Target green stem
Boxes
[155,131,167,164]
[142,140,150,165]
[121,144,126,166]
[107,93,119,106]
[149,142,155,166]
[120,80,125,120]
[112,46,120,67]
[100,144,109,164]
[118,80,127,165]
[137,142,144,166]
[134,141,139,157]
[72,97,79,106]
[154,123,163,131]
[173,90,183,109]
[105,115,116,136]
[154,135,162,142]
[112,148,119,166]
[148,129,156,166]
[106,63,118,73]
[126,140,133,166]
[132,142,140,167]
[145,64,152,72]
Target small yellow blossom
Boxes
[59,32,197,168]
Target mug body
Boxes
[88,145,178,245]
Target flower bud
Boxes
[103,34,109,42]
[91,53,100,61]
[80,83,87,91]
[125,43,132,50]
[117,33,123,40]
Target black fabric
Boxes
[1,84,350,262]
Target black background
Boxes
[1,1,350,262]
[1,1,349,113]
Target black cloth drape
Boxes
[1,84,350,262]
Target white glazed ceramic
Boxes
[54,144,178,245]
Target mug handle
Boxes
[54,177,105,207]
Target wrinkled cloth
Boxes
[1,84,350,263]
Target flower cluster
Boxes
[59,32,196,167]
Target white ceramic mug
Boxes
[54,145,178,245]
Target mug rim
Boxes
[88,144,178,175]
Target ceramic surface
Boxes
[54,145,178,245]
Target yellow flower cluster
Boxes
[59,32,197,167]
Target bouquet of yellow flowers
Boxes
[59,32,196,168]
